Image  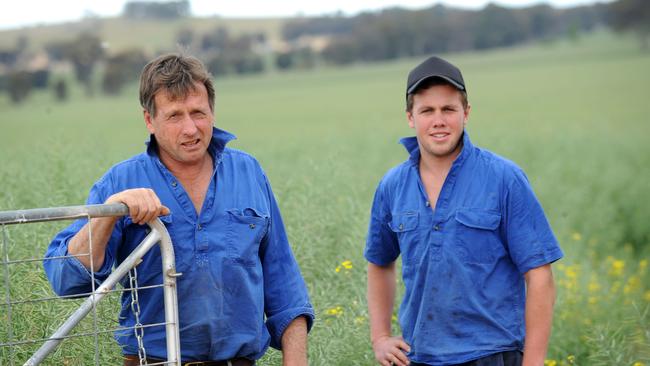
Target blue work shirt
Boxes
[365,132,563,365]
[45,127,314,361]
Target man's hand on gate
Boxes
[106,188,170,225]
[372,335,411,366]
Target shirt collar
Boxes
[146,127,237,163]
[399,130,474,167]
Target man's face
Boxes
[144,82,214,168]
[407,84,470,163]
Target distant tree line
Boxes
[123,0,190,20]
[607,0,650,49]
[1,0,648,104]
[175,27,268,76]
[0,36,53,103]
[283,3,610,65]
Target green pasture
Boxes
[1,31,650,365]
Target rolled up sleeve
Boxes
[259,174,314,349]
[43,176,121,296]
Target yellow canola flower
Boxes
[609,260,625,277]
[644,290,650,302]
[564,265,578,280]
[588,281,601,293]
[624,276,641,295]
[571,232,582,241]
[632,362,645,366]
[567,355,575,364]
[335,260,353,273]
[545,360,557,366]
[354,316,366,325]
[325,306,343,316]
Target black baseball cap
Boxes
[406,56,466,98]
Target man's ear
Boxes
[463,103,471,127]
[144,109,155,134]
[407,111,415,129]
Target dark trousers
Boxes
[411,350,523,366]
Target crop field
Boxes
[1,31,649,365]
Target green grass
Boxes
[1,30,650,365]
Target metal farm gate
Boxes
[0,204,181,365]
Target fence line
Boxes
[0,204,181,366]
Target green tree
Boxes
[68,33,105,95]
[608,0,650,50]
[7,71,32,103]
[53,79,68,102]
[102,49,147,95]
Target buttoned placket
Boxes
[155,152,222,255]
[196,164,219,253]
[412,162,447,262]
[409,135,472,264]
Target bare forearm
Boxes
[281,316,308,366]
[368,262,397,342]
[368,262,411,366]
[67,188,170,271]
[67,217,117,271]
[522,264,556,366]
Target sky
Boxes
[0,0,610,31]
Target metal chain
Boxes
[128,266,147,365]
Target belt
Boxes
[124,355,253,366]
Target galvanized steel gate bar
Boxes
[0,204,181,366]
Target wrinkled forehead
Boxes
[155,81,202,103]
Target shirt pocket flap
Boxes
[389,212,419,232]
[455,210,501,230]
[227,207,269,224]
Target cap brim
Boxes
[407,75,465,95]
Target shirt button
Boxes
[399,224,404,230]
[249,223,256,229]
[434,225,440,231]
[197,224,202,230]
[425,201,430,207]
[171,181,178,187]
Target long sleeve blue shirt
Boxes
[44,127,314,361]
[365,132,563,365]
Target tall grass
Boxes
[1,31,649,365]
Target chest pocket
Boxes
[226,207,269,267]
[454,209,503,264]
[389,212,419,233]
[389,212,420,263]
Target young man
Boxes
[45,54,314,365]
[365,56,563,366]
